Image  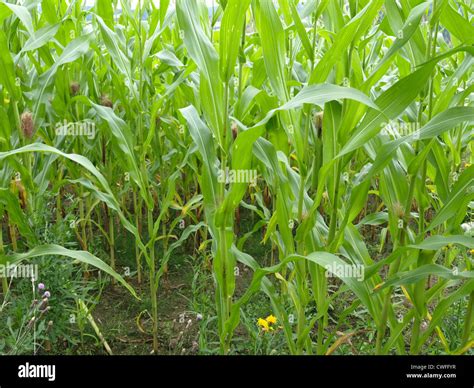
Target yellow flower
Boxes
[266,315,277,325]
[469,249,474,255]
[257,318,269,331]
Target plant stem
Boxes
[0,220,8,297]
[134,190,142,284]
[410,316,421,354]
[109,213,116,284]
[148,208,158,353]
[462,292,474,346]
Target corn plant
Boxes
[0,0,473,355]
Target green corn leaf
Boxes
[0,244,138,298]
[0,30,21,101]
[428,165,474,232]
[376,264,474,291]
[219,0,250,82]
[19,23,60,54]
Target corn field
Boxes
[0,0,473,357]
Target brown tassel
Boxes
[313,111,324,130]
[100,94,113,108]
[20,111,34,139]
[231,122,238,140]
[70,82,80,96]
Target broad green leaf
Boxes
[440,3,474,45]
[1,3,34,36]
[428,165,474,232]
[179,105,219,214]
[0,31,21,100]
[219,0,250,82]
[250,83,378,129]
[377,264,474,291]
[35,35,91,118]
[0,244,137,298]
[339,46,474,157]
[177,0,224,140]
[96,0,115,28]
[19,23,60,54]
